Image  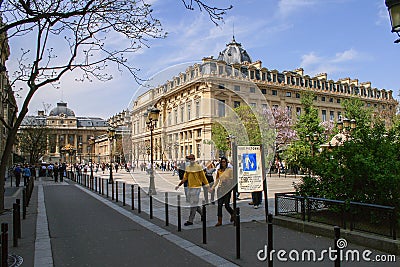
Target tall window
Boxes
[272,90,277,96]
[286,106,292,118]
[296,107,301,116]
[330,111,334,121]
[196,144,201,159]
[174,109,178,124]
[322,110,327,121]
[218,100,225,117]
[195,101,200,118]
[180,106,184,122]
[234,85,240,91]
[68,135,74,145]
[250,87,256,93]
[187,104,191,121]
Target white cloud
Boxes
[299,48,367,78]
[278,0,319,17]
[332,49,358,63]
[300,52,322,67]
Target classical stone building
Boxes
[19,102,108,164]
[0,25,17,169]
[125,38,398,165]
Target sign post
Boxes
[236,145,268,218]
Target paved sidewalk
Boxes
[2,175,399,266]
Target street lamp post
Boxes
[78,142,83,164]
[145,107,160,195]
[386,0,400,43]
[108,127,116,184]
[89,136,95,184]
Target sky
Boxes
[9,0,400,119]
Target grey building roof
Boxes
[217,36,252,64]
[49,102,75,117]
[77,117,108,127]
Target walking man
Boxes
[175,154,209,226]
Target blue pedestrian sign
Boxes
[242,153,257,171]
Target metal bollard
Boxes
[334,226,341,267]
[106,180,109,198]
[112,181,115,200]
[267,213,273,267]
[131,185,135,210]
[22,189,26,219]
[165,192,169,226]
[236,207,240,259]
[13,203,18,247]
[123,183,126,206]
[1,223,9,267]
[16,199,21,238]
[177,195,181,232]
[150,195,153,219]
[138,186,141,213]
[115,181,119,202]
[202,201,207,244]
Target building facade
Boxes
[0,25,17,170]
[124,38,398,165]
[19,102,109,164]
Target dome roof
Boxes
[49,102,75,117]
[217,36,252,64]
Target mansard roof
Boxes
[217,36,252,64]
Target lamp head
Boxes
[386,0,400,42]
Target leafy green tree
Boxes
[18,117,49,163]
[283,92,323,171]
[211,122,229,153]
[296,97,400,215]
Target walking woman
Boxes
[210,157,235,226]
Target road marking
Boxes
[75,184,239,267]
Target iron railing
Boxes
[275,192,397,240]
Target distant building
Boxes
[19,102,108,164]
[120,38,399,164]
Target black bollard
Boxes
[150,195,153,219]
[16,199,21,238]
[115,181,119,202]
[177,195,181,232]
[138,186,141,213]
[106,179,109,198]
[165,192,169,226]
[123,183,126,206]
[13,203,18,247]
[236,207,240,259]
[22,189,26,219]
[112,181,115,200]
[202,201,207,244]
[334,226,341,267]
[131,185,135,210]
[1,223,9,267]
[267,214,273,267]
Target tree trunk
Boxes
[0,121,19,212]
